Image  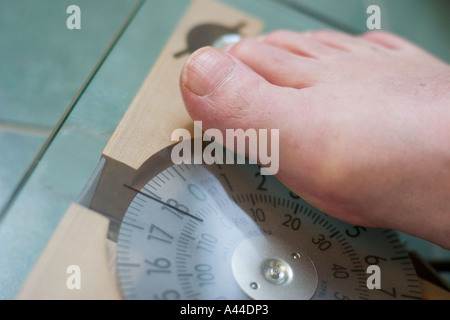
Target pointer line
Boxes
[123,184,203,222]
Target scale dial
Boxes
[116,162,421,300]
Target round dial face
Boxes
[116,163,421,300]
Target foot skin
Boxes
[179,29,450,249]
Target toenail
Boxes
[183,47,236,97]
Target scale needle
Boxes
[123,184,203,222]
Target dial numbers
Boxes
[116,163,421,300]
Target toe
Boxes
[180,46,313,171]
[310,29,379,52]
[180,46,304,130]
[361,31,423,51]
[259,29,343,58]
[225,37,323,89]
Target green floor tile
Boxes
[0,129,47,210]
[0,0,138,128]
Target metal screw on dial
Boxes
[231,235,318,300]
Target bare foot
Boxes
[179,29,450,249]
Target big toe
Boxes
[180,46,316,175]
[180,46,303,131]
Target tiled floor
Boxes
[0,0,138,210]
[1,0,449,299]
[0,0,140,298]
